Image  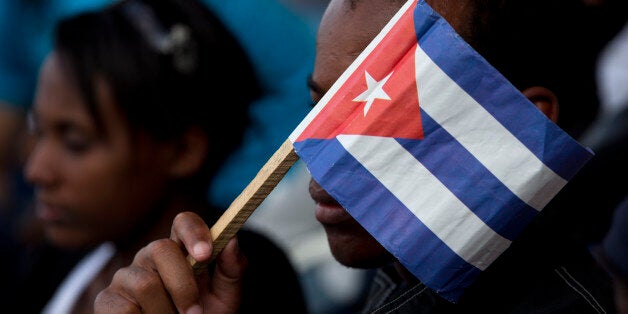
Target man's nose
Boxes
[309,178,338,204]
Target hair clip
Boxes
[122,0,197,74]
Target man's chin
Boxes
[326,232,394,269]
[331,249,395,269]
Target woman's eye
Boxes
[63,133,91,153]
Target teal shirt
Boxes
[203,0,316,208]
[0,0,110,108]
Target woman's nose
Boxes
[24,141,57,188]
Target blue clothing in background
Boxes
[203,0,316,209]
[0,0,110,108]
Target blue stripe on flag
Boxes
[398,110,539,240]
[294,138,482,301]
[413,1,592,179]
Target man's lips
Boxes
[314,202,353,225]
[309,179,353,224]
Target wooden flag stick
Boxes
[188,139,299,273]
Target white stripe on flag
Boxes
[338,134,511,270]
[414,46,567,211]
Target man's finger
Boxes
[94,286,142,314]
[209,237,247,306]
[98,264,177,313]
[171,211,213,263]
[134,239,203,314]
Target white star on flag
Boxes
[353,70,394,116]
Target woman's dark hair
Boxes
[54,0,261,185]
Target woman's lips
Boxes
[36,201,65,223]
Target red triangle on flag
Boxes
[297,4,423,141]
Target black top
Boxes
[0,227,308,313]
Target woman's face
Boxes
[25,53,175,249]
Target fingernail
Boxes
[186,304,202,314]
[193,242,211,258]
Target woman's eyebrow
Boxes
[306,74,325,95]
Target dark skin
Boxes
[95,0,560,312]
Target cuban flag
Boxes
[288,0,593,302]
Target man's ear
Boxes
[169,127,208,178]
[521,86,559,123]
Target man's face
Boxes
[308,0,476,268]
